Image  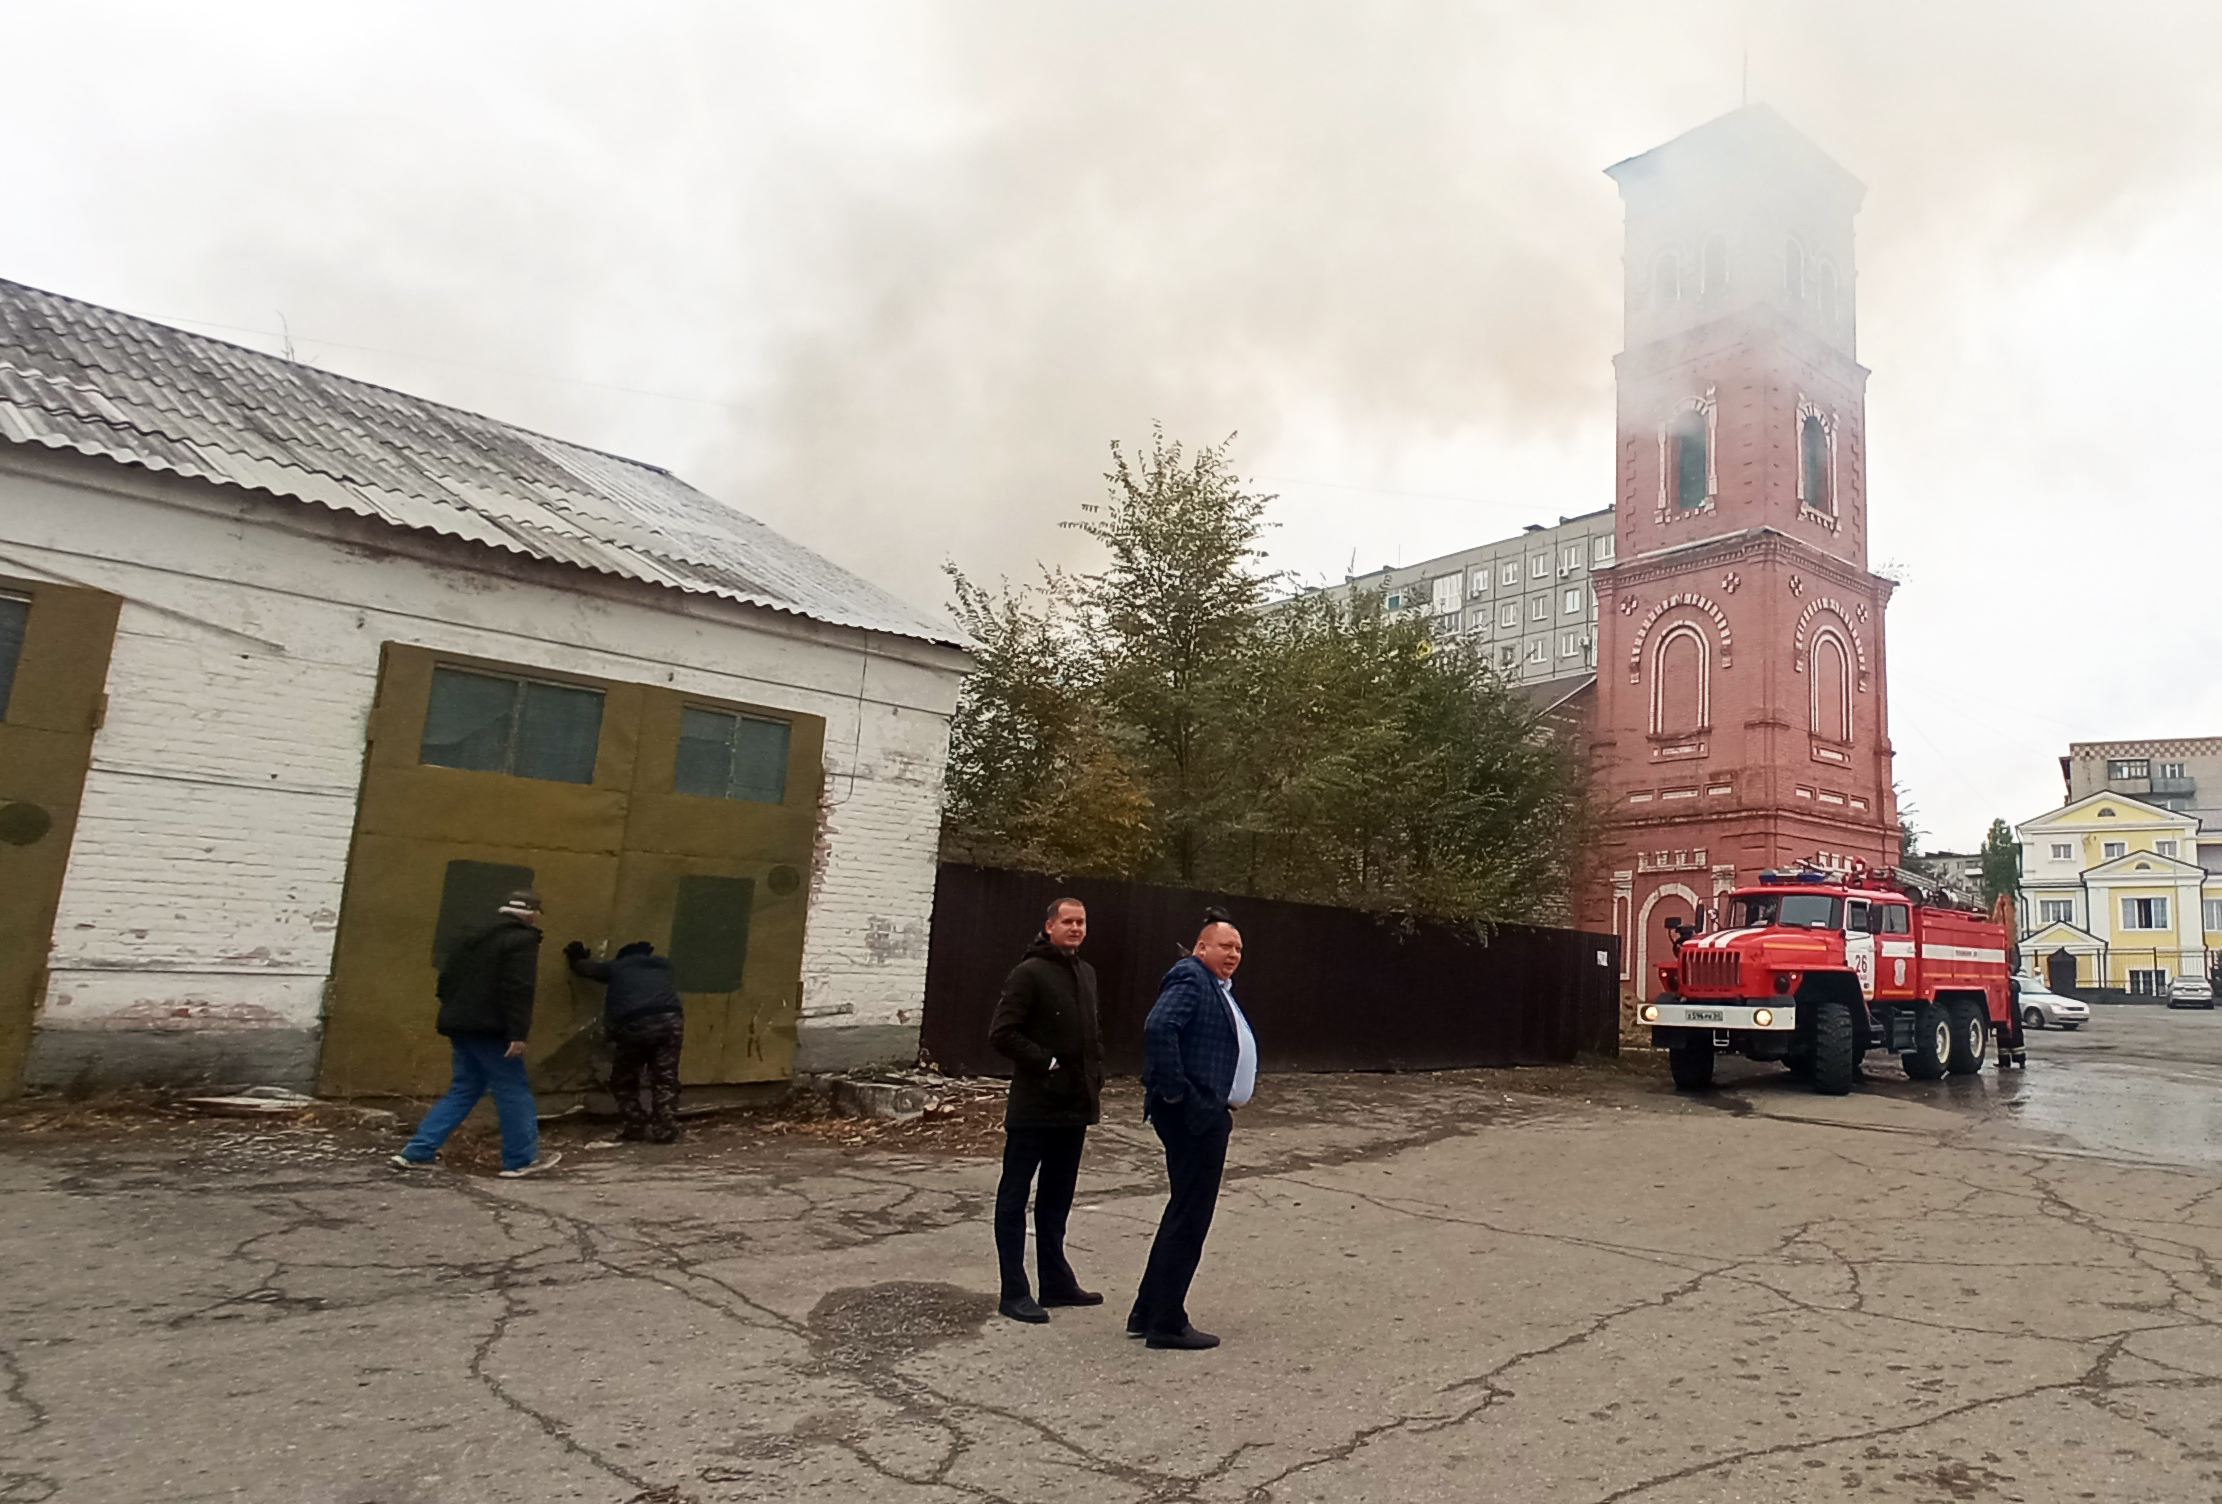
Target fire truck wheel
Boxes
[1946,1000,1988,1075]
[1811,1001,1856,1095]
[1902,1005,1951,1081]
[1668,1042,1714,1091]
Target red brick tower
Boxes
[1586,107,1899,996]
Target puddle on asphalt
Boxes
[1703,1055,2222,1168]
[1997,1061,2222,1167]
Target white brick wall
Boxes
[1,448,966,1086]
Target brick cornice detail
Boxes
[1601,530,1893,602]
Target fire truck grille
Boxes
[1682,951,1740,993]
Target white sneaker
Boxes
[497,1152,562,1179]
[390,1154,436,1170]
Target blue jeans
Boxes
[401,1035,540,1170]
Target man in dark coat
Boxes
[566,940,686,1142]
[987,896,1105,1324]
[1129,907,1256,1350]
[393,890,561,1177]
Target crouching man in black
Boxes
[987,897,1105,1324]
[565,940,685,1143]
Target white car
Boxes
[2014,973,2089,1030]
[2168,975,2216,1010]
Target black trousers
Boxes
[1130,1103,1232,1336]
[994,1125,1087,1300]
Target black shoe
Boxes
[999,1295,1050,1324]
[618,1125,647,1142]
[1039,1287,1103,1308]
[1126,1306,1148,1338]
[1145,1325,1220,1350]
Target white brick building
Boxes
[0,278,970,1096]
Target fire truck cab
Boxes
[1639,868,2012,1095]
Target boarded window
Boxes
[1655,629,1704,734]
[1800,415,1832,512]
[675,708,791,804]
[431,859,536,968]
[1812,636,1850,742]
[1670,411,1709,509]
[669,874,754,993]
[421,668,603,784]
[0,593,26,721]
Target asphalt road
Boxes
[6,1005,2222,1503]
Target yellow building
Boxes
[2015,792,2222,994]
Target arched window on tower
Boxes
[1669,408,1709,510]
[1652,252,1680,308]
[1784,238,1805,303]
[1652,625,1708,736]
[1702,236,1727,296]
[1815,262,1838,325]
[1800,413,1833,514]
[1811,631,1852,744]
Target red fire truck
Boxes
[1640,866,2012,1095]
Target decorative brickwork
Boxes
[1585,107,1900,996]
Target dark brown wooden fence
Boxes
[920,864,1620,1076]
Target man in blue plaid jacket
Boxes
[1128,907,1257,1350]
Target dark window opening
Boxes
[1800,414,1832,513]
[420,667,603,784]
[1670,410,1709,509]
[674,708,790,804]
[1880,905,1911,934]
[1702,236,1727,296]
[0,593,27,722]
[669,874,754,993]
[431,859,536,968]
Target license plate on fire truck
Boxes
[1648,1002,1795,1031]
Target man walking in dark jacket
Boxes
[566,940,685,1142]
[393,890,561,1178]
[987,897,1105,1324]
[1129,907,1256,1350]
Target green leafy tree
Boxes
[1978,817,2021,908]
[1073,429,1273,884]
[941,431,1589,925]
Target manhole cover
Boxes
[807,1281,995,1365]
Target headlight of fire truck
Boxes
[1639,1003,1660,1023]
[1773,971,1799,996]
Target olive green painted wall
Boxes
[0,579,120,1098]
[319,644,824,1097]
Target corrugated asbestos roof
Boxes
[0,277,965,648]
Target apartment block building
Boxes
[2061,738,2222,872]
[1293,506,1614,689]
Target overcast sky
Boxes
[10,2,2220,851]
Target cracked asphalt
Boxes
[7,1007,2222,1503]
